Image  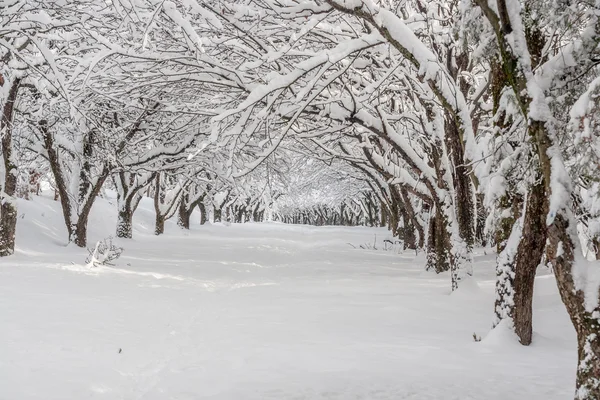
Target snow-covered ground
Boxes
[0,195,576,399]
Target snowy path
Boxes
[0,197,577,399]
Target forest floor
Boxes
[0,194,576,399]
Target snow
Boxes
[0,194,578,399]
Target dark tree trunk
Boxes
[72,169,108,248]
[177,195,195,230]
[153,175,164,235]
[236,206,245,223]
[493,193,524,327]
[512,180,547,345]
[0,201,17,257]
[214,206,222,222]
[548,214,600,398]
[155,215,165,235]
[253,207,260,222]
[116,207,134,239]
[380,201,387,227]
[445,117,475,251]
[199,202,207,225]
[426,207,450,273]
[73,218,88,248]
[114,173,152,239]
[41,120,73,238]
[399,186,424,249]
[400,209,417,250]
[0,78,20,257]
[475,193,487,247]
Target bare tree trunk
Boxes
[400,186,424,249]
[426,207,450,273]
[510,181,547,345]
[475,193,487,247]
[400,209,417,250]
[0,201,17,256]
[117,206,134,239]
[547,214,600,399]
[155,214,165,235]
[0,78,20,257]
[379,201,387,227]
[445,118,475,253]
[177,194,196,230]
[199,202,207,225]
[214,206,222,222]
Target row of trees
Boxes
[2,0,600,396]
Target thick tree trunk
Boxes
[70,172,108,248]
[512,181,547,345]
[399,186,424,249]
[493,194,524,327]
[426,207,450,273]
[73,218,88,248]
[155,215,165,235]
[199,202,207,225]
[0,78,20,257]
[0,201,17,256]
[236,206,245,223]
[400,209,417,250]
[177,197,192,229]
[116,206,134,239]
[445,115,475,252]
[547,214,600,399]
[214,206,222,222]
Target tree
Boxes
[471,0,600,395]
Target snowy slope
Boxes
[0,194,576,399]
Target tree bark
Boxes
[0,78,20,257]
[399,186,425,249]
[199,202,207,225]
[426,207,450,273]
[548,214,600,399]
[155,214,165,235]
[117,206,134,239]
[445,117,475,252]
[213,206,222,222]
[512,180,547,345]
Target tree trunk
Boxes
[116,206,134,239]
[199,202,207,225]
[153,175,164,235]
[475,193,487,247]
[400,186,424,249]
[177,197,192,229]
[0,201,17,257]
[73,218,88,248]
[400,209,417,250]
[426,207,450,273]
[512,180,547,345]
[493,194,524,327]
[155,215,165,235]
[0,78,20,257]
[445,116,475,252]
[547,214,600,399]
[380,202,387,226]
[214,206,222,222]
